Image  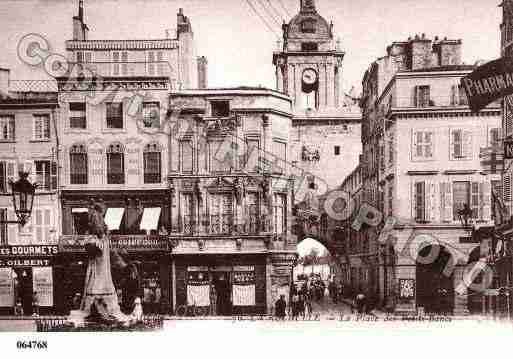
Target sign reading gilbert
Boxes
[461,57,513,158]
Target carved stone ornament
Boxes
[198,239,205,251]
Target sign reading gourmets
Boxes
[461,57,513,113]
[0,245,59,257]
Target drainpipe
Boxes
[50,106,61,245]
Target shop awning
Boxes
[72,208,89,213]
[104,208,125,230]
[140,207,161,232]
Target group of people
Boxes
[14,291,40,317]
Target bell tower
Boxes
[273,0,344,111]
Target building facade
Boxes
[167,88,296,315]
[0,69,59,315]
[357,36,501,314]
[54,2,205,315]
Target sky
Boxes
[0,0,503,93]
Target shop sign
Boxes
[461,57,513,112]
[0,259,52,267]
[110,236,168,251]
[399,279,415,300]
[0,245,58,257]
[0,268,14,307]
[33,267,53,306]
[233,265,254,272]
[505,138,513,159]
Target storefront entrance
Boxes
[213,271,231,316]
[13,268,33,315]
[416,245,455,315]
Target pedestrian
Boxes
[275,295,287,320]
[14,298,23,316]
[72,292,82,310]
[291,291,299,320]
[298,292,305,319]
[355,292,366,314]
[304,291,312,319]
[32,291,40,317]
[209,284,217,316]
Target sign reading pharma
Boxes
[461,57,513,112]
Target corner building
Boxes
[168,88,296,315]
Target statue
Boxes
[68,201,133,327]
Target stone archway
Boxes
[416,245,455,315]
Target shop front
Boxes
[173,254,267,316]
[0,245,58,315]
[56,234,170,315]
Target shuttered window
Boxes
[69,102,86,129]
[33,208,52,244]
[107,143,124,184]
[35,160,57,191]
[245,139,260,173]
[70,144,88,184]
[413,181,437,222]
[450,129,472,159]
[106,102,123,129]
[0,116,15,141]
[414,182,426,222]
[414,85,431,107]
[412,130,433,160]
[182,193,195,234]
[273,194,286,235]
[0,209,6,245]
[143,143,161,184]
[210,194,233,234]
[180,140,193,174]
[33,114,51,140]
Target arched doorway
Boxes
[416,245,455,315]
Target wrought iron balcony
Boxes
[179,215,272,236]
[59,234,168,252]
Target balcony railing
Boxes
[386,95,501,110]
[59,234,169,252]
[65,62,173,78]
[180,215,271,236]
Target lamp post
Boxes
[0,172,38,226]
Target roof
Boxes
[406,64,476,73]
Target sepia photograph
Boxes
[0,0,511,356]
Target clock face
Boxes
[302,69,318,85]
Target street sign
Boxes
[505,138,513,159]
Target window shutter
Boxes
[425,132,433,158]
[428,181,437,222]
[413,86,419,107]
[471,182,479,219]
[412,130,418,160]
[0,162,5,193]
[35,209,43,244]
[450,85,457,105]
[7,209,16,244]
[463,130,473,159]
[441,182,453,222]
[480,182,491,221]
[450,129,456,159]
[51,161,57,190]
[44,209,52,243]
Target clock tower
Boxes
[273,0,345,111]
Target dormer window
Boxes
[301,19,316,33]
[301,42,318,51]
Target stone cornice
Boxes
[56,77,170,91]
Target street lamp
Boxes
[0,172,37,226]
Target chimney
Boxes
[0,68,10,95]
[408,35,433,70]
[73,0,89,40]
[197,56,208,89]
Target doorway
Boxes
[416,245,455,315]
[13,268,33,315]
[213,272,231,316]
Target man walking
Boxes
[275,295,287,320]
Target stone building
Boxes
[167,88,296,315]
[273,0,361,205]
[54,1,205,314]
[0,69,59,315]
[357,36,501,314]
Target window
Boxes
[69,102,86,129]
[301,42,318,51]
[71,209,89,235]
[492,180,503,202]
[0,209,6,245]
[451,84,468,106]
[246,193,260,233]
[244,138,260,173]
[452,181,481,220]
[0,161,16,193]
[450,129,472,159]
[182,193,195,234]
[210,194,233,234]
[70,144,88,184]
[209,140,233,173]
[412,130,433,160]
[142,102,160,128]
[121,51,128,75]
[33,208,52,244]
[301,19,316,33]
[147,51,163,76]
[33,114,51,140]
[76,51,91,63]
[35,161,57,191]
[106,102,123,129]
[273,141,287,174]
[489,128,501,149]
[414,85,431,107]
[211,100,230,117]
[180,140,193,173]
[143,142,161,183]
[0,116,15,141]
[334,146,341,156]
[112,51,120,76]
[107,143,125,184]
[273,194,286,235]
[414,182,426,221]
